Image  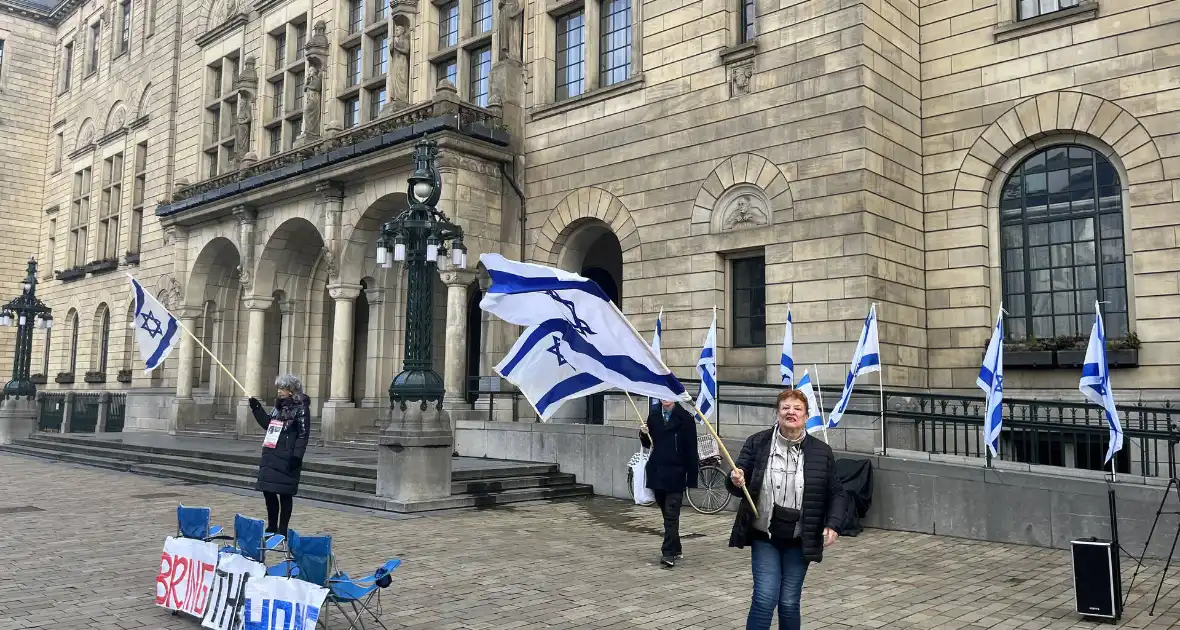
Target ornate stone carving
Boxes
[242,296,274,311]
[498,0,523,62]
[236,264,252,292]
[78,121,95,148]
[160,275,183,310]
[327,284,361,300]
[439,269,476,287]
[107,104,127,133]
[389,24,410,108]
[321,247,339,279]
[729,61,753,97]
[437,153,500,177]
[234,57,258,163]
[721,194,769,230]
[297,23,329,144]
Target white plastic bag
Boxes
[629,450,656,505]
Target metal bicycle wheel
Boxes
[686,464,732,515]
[627,467,656,506]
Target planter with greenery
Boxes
[1000,332,1140,369]
[55,267,85,282]
[55,372,75,384]
[117,369,132,383]
[84,371,106,384]
[31,373,47,385]
[85,258,120,274]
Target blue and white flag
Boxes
[495,320,612,421]
[795,371,825,435]
[129,275,181,372]
[1080,302,1124,465]
[780,305,794,386]
[479,254,686,402]
[976,310,1004,458]
[694,308,717,424]
[650,309,663,408]
[828,304,881,427]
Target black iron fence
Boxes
[464,375,1180,479]
[35,391,128,434]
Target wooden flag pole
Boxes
[172,317,248,396]
[624,392,649,432]
[685,398,758,518]
[813,363,830,445]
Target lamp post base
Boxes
[376,403,454,503]
[0,398,37,445]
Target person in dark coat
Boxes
[639,399,699,568]
[247,373,311,539]
[727,388,846,630]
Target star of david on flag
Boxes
[494,321,612,422]
[128,275,181,372]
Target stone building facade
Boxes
[0,0,1176,438]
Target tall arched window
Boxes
[66,309,79,374]
[999,145,1129,342]
[123,302,135,371]
[95,305,111,373]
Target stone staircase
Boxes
[1,433,593,512]
[178,412,238,439]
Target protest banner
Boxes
[156,536,219,617]
[201,554,267,630]
[242,575,329,630]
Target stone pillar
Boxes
[278,299,296,375]
[96,392,111,433]
[362,287,387,407]
[171,308,201,434]
[320,283,362,442]
[238,296,273,435]
[0,396,38,444]
[60,391,75,433]
[440,270,476,443]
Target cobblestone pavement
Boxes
[3,453,1180,630]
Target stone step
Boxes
[18,433,562,481]
[0,442,580,496]
[0,443,592,512]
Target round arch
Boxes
[339,191,409,286]
[532,187,641,267]
[185,236,242,310]
[252,217,326,298]
[691,152,793,231]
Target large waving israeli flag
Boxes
[479,254,686,402]
[976,311,1005,458]
[128,275,181,372]
[495,320,612,421]
[650,308,663,409]
[795,371,825,435]
[827,304,881,427]
[780,306,794,386]
[1080,302,1124,465]
[694,309,717,424]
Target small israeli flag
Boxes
[128,275,181,372]
[795,371,825,435]
[694,308,717,424]
[976,310,1005,458]
[1080,302,1124,465]
[780,305,794,386]
[650,308,663,409]
[828,304,881,427]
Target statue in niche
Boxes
[234,57,258,160]
[303,60,324,138]
[723,195,769,230]
[729,62,753,97]
[498,0,523,61]
[390,24,410,107]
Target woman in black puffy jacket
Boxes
[248,373,311,538]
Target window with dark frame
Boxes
[372,34,388,76]
[119,0,131,53]
[436,58,457,88]
[374,0,388,22]
[472,0,493,34]
[555,11,585,101]
[61,43,73,92]
[69,168,91,268]
[98,308,111,373]
[740,0,755,42]
[269,127,281,154]
[999,145,1129,342]
[439,1,460,48]
[88,22,100,74]
[731,256,766,348]
[0,39,5,77]
[346,45,362,86]
[68,312,79,374]
[46,218,56,274]
[469,46,491,107]
[369,87,386,120]
[295,24,306,60]
[343,96,360,128]
[130,142,146,256]
[41,319,51,375]
[292,71,305,111]
[349,0,364,33]
[98,153,123,261]
[1018,0,1079,20]
[599,0,631,88]
[271,78,284,117]
[274,32,287,69]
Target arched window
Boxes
[66,309,79,374]
[999,145,1129,342]
[123,302,135,371]
[95,305,111,373]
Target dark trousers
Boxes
[653,490,683,557]
[263,491,293,536]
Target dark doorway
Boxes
[465,282,483,403]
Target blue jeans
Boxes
[746,538,808,630]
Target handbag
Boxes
[628,449,656,505]
[769,505,801,540]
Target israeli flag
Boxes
[650,309,663,408]
[827,304,881,427]
[479,254,686,402]
[795,371,825,435]
[128,275,181,372]
[976,311,1005,458]
[1080,302,1124,465]
[495,320,612,421]
[780,306,794,386]
[694,309,717,424]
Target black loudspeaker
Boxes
[1072,537,1122,621]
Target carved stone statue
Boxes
[723,195,769,230]
[730,62,753,97]
[498,0,523,61]
[234,57,258,163]
[390,24,410,107]
[303,61,323,137]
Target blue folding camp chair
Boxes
[176,505,232,543]
[227,514,297,577]
[287,528,402,630]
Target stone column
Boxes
[170,306,201,434]
[321,284,362,442]
[0,395,38,445]
[96,392,111,433]
[60,391,75,433]
[362,287,386,407]
[439,270,476,442]
[238,296,273,435]
[278,299,296,375]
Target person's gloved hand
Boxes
[248,397,263,410]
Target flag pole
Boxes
[172,318,248,396]
[623,391,649,432]
[604,300,759,518]
[874,303,886,456]
[813,363,829,445]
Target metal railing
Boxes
[35,391,128,434]
[462,375,1180,478]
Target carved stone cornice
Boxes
[233,205,257,225]
[439,268,476,287]
[327,283,363,301]
[436,153,499,177]
[316,181,344,204]
[364,288,386,305]
[196,13,249,48]
[242,296,274,311]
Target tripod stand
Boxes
[1124,475,1180,615]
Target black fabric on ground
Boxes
[834,458,873,537]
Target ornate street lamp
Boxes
[1,258,53,401]
[376,139,467,409]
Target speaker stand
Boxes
[1124,476,1180,616]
